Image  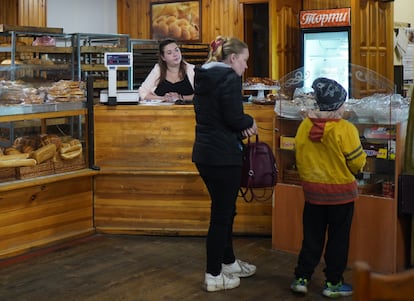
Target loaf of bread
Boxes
[0,153,36,168]
[30,144,56,164]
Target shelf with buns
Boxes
[0,102,88,182]
[0,29,74,83]
[242,77,279,104]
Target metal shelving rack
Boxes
[72,33,130,92]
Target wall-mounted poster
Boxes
[151,1,200,41]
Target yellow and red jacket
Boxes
[295,117,367,205]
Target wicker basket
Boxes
[16,161,54,179]
[54,154,86,174]
[0,167,16,182]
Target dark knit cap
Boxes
[312,77,347,111]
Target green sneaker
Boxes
[322,281,353,298]
[290,277,309,294]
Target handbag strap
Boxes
[246,135,260,189]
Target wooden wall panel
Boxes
[0,0,18,26]
[18,0,45,27]
[0,176,94,259]
[302,0,350,10]
[117,0,150,37]
[117,0,241,43]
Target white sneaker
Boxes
[203,272,240,292]
[222,259,256,278]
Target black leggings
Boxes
[196,164,242,276]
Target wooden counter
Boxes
[93,103,275,236]
[0,170,97,259]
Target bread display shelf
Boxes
[0,24,63,34]
[0,64,72,70]
[12,46,73,53]
[0,46,72,53]
[80,46,128,53]
[81,64,129,72]
[0,102,85,118]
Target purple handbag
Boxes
[239,135,278,202]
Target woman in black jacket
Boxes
[192,36,258,292]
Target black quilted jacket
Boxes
[192,63,254,166]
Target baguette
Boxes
[0,158,37,167]
[30,144,56,164]
[0,153,30,161]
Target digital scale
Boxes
[100,52,139,105]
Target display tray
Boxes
[252,98,275,105]
[242,84,280,90]
[0,102,86,116]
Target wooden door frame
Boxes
[238,0,271,78]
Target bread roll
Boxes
[59,143,81,154]
[5,147,21,155]
[30,144,56,164]
[60,148,82,160]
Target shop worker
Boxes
[138,38,195,103]
[192,36,258,292]
[291,77,366,298]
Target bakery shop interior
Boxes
[1,0,414,275]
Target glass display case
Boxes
[272,65,411,274]
[274,64,409,198]
[0,102,88,182]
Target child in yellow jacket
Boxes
[291,77,366,298]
